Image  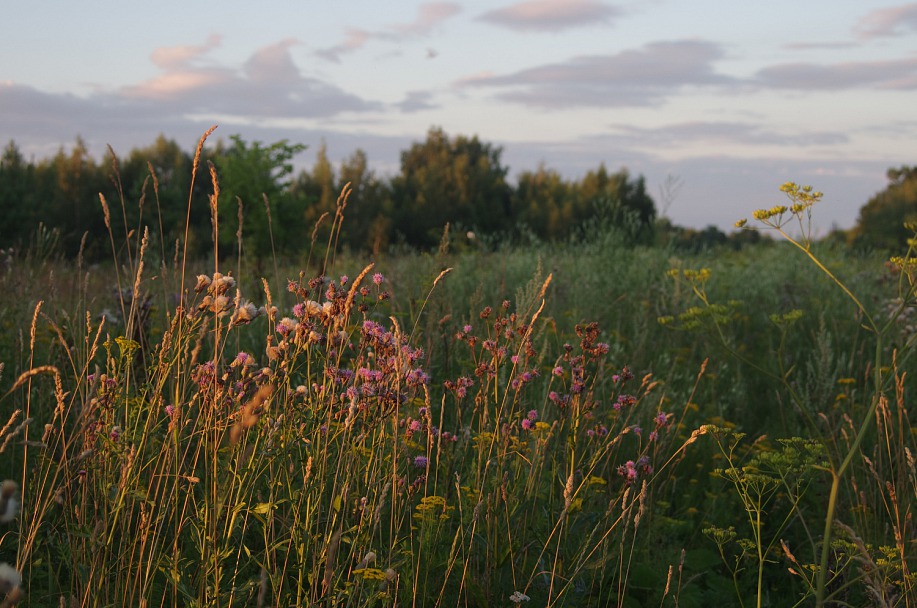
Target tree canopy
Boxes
[0,128,665,260]
[851,166,917,250]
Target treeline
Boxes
[0,127,661,260]
[2,126,913,260]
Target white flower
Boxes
[509,591,530,603]
[0,562,21,594]
[0,480,18,523]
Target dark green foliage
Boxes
[0,129,662,259]
[390,126,513,247]
[851,166,917,250]
[210,135,307,258]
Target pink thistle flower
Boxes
[372,273,385,285]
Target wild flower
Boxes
[510,590,531,603]
[0,480,19,523]
[372,272,385,285]
[0,563,21,596]
[414,455,429,468]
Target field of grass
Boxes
[0,172,915,607]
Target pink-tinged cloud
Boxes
[150,34,222,70]
[317,4,459,63]
[122,69,232,100]
[244,39,301,83]
[122,37,380,117]
[390,2,461,35]
[316,29,372,62]
[460,40,734,107]
[855,2,917,38]
[478,0,620,32]
[755,57,917,90]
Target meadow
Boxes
[0,153,914,607]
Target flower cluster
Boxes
[617,456,653,484]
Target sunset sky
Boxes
[2,0,915,232]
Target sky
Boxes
[1,0,915,233]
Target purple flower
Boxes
[521,419,533,431]
[413,455,429,468]
[527,409,538,421]
[165,405,175,417]
[552,366,564,377]
[372,273,385,285]
[340,274,349,285]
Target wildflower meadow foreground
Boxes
[0,135,915,607]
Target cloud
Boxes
[856,3,917,38]
[123,38,382,118]
[605,121,849,148]
[316,3,460,62]
[782,41,858,51]
[390,2,462,35]
[150,34,222,70]
[315,29,373,63]
[396,90,439,112]
[755,57,917,90]
[477,0,620,32]
[460,40,734,107]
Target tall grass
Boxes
[0,132,699,607]
[0,135,914,606]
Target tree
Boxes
[576,164,656,227]
[290,141,337,238]
[512,165,573,240]
[0,141,38,248]
[391,127,512,247]
[119,135,204,260]
[335,149,392,254]
[32,137,107,255]
[210,135,306,258]
[851,166,917,251]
